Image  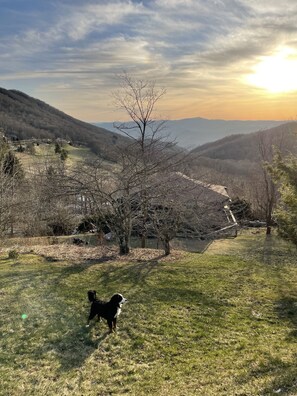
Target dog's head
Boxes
[110,293,128,306]
[87,290,97,302]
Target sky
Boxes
[1,0,297,122]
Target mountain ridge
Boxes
[0,87,293,165]
[96,118,287,149]
[191,122,297,161]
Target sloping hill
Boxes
[191,122,297,161]
[0,88,127,160]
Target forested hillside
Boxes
[187,122,297,220]
[0,88,127,160]
[191,122,297,161]
[189,122,297,180]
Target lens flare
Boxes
[21,314,28,320]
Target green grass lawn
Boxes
[1,230,297,395]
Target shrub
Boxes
[8,249,19,259]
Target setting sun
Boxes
[246,48,297,93]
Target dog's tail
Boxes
[87,290,97,302]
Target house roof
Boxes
[175,172,230,199]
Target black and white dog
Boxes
[86,290,127,333]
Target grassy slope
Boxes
[15,143,98,170]
[1,231,297,395]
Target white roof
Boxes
[175,172,230,199]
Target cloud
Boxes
[1,0,297,120]
[58,1,147,41]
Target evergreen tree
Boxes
[269,152,297,245]
[0,143,24,236]
[60,148,68,161]
[2,150,24,179]
[55,142,61,154]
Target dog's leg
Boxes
[112,318,117,332]
[86,311,96,327]
[107,320,113,333]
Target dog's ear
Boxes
[110,293,127,304]
[110,294,121,303]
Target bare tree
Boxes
[138,171,235,255]
[21,156,78,237]
[65,74,231,256]
[112,73,167,147]
[65,154,143,254]
[112,73,184,249]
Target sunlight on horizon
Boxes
[246,48,297,94]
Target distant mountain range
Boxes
[0,86,294,172]
[0,88,127,160]
[96,118,287,149]
[0,86,295,210]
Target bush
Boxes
[60,148,68,161]
[8,250,19,259]
[77,215,110,234]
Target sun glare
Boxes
[246,48,297,93]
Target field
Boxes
[1,230,297,395]
[15,142,98,170]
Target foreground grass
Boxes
[1,231,297,395]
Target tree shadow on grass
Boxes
[2,251,167,298]
[275,297,297,338]
[39,254,163,290]
[238,255,297,394]
[43,254,118,265]
[261,363,297,395]
[100,258,161,289]
[263,235,272,264]
[236,353,297,395]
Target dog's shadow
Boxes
[39,323,110,372]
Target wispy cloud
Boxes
[0,0,297,120]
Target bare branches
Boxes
[112,73,167,148]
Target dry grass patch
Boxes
[0,243,185,263]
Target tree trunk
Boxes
[163,239,170,256]
[141,234,146,248]
[266,211,272,235]
[120,244,130,255]
[119,235,130,255]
